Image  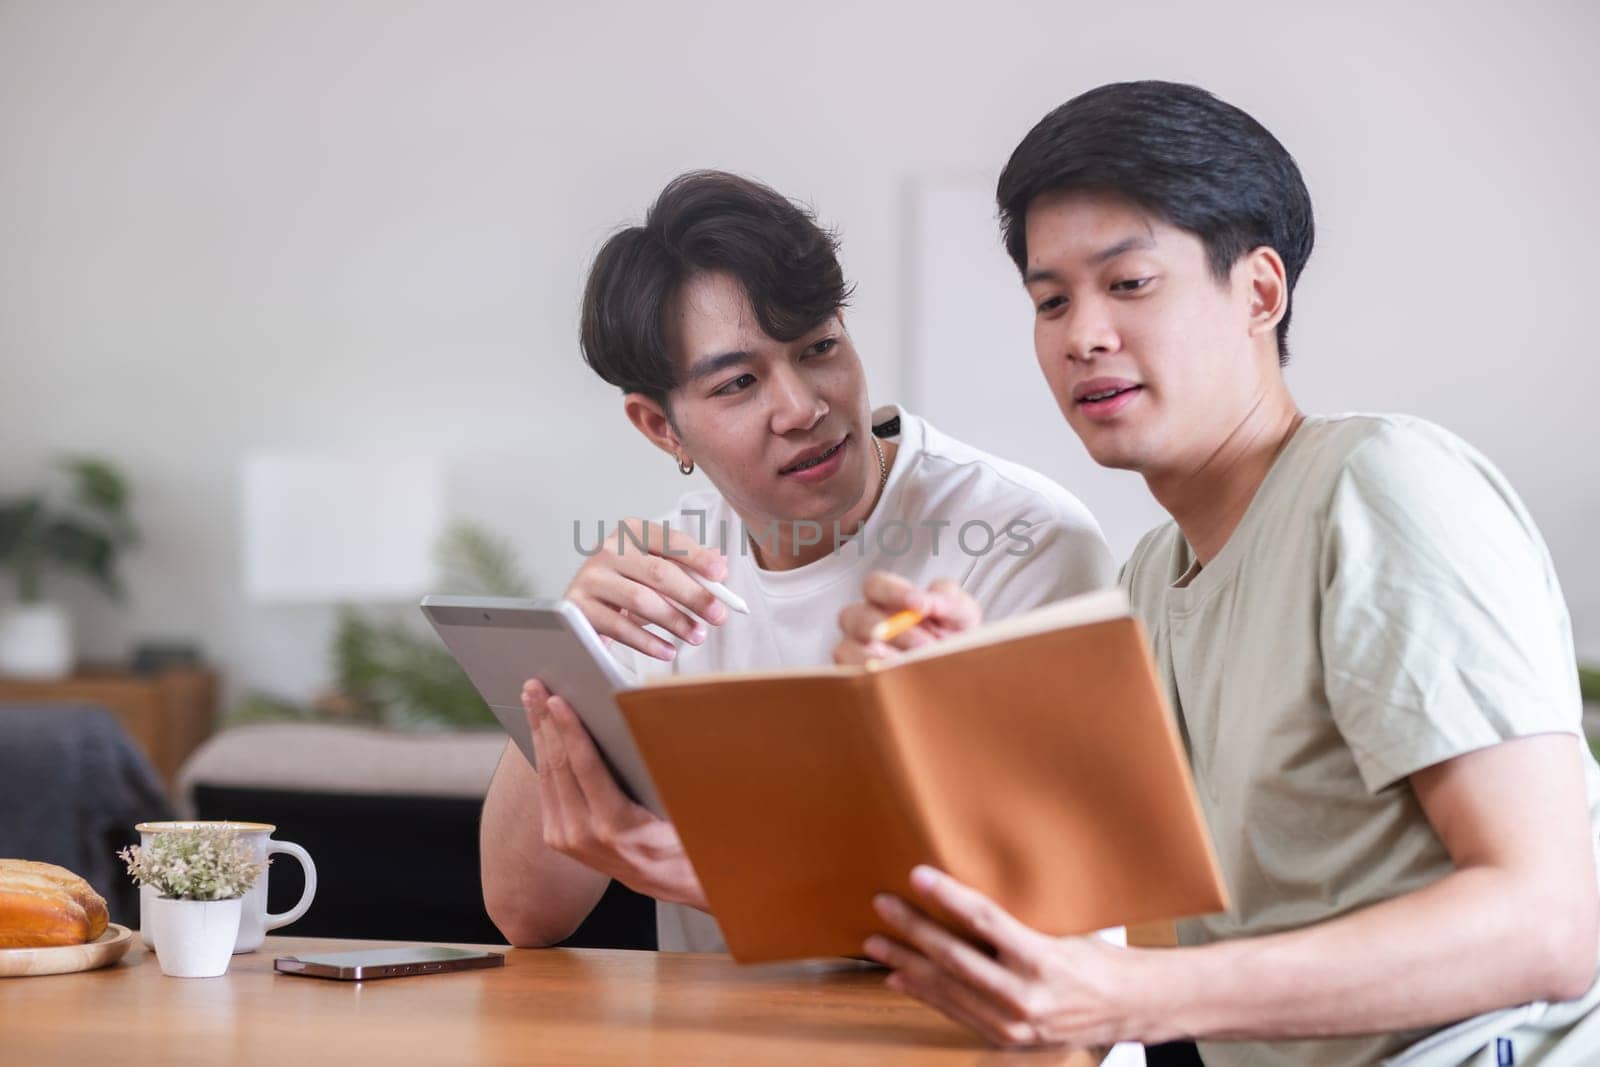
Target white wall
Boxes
[2,0,1596,707]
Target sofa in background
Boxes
[0,704,174,925]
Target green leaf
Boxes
[0,457,137,599]
[121,826,267,900]
[0,499,44,561]
[434,521,532,598]
[1581,664,1600,705]
[60,457,137,546]
[59,456,128,514]
[330,606,495,729]
[43,519,122,598]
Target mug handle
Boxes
[263,840,317,932]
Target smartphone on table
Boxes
[274,946,504,980]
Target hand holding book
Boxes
[865,864,1139,1051]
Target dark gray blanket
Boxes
[0,704,175,925]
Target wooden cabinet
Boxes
[0,668,217,792]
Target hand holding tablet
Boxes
[419,596,665,814]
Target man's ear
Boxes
[1243,246,1289,341]
[623,392,684,462]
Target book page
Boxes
[638,663,853,687]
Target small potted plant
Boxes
[0,457,138,678]
[120,826,267,977]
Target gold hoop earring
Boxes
[677,457,694,476]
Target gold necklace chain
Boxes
[871,432,888,498]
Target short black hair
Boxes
[997,81,1314,365]
[580,170,853,407]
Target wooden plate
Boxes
[0,924,135,978]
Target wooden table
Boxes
[0,935,1101,1064]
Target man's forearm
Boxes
[479,742,608,946]
[1133,866,1594,1044]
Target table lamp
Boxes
[241,454,444,604]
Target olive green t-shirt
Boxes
[1121,414,1600,1066]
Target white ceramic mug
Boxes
[135,820,317,954]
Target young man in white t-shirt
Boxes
[478,172,1116,962]
[843,83,1600,1065]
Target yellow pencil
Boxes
[871,608,926,644]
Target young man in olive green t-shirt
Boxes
[836,82,1600,1066]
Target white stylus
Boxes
[686,569,751,615]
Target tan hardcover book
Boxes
[615,588,1228,964]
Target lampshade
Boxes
[241,453,444,603]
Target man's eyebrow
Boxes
[1091,235,1157,265]
[1023,236,1158,285]
[685,350,755,382]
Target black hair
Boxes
[579,170,853,406]
[997,81,1314,365]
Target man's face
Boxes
[1021,189,1269,477]
[663,271,875,532]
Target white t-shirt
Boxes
[608,405,1116,953]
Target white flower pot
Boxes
[149,897,243,978]
[0,601,74,679]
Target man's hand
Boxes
[865,737,1600,1049]
[566,518,730,661]
[524,679,708,910]
[833,572,982,666]
[864,866,1136,1050]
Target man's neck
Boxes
[1145,390,1304,567]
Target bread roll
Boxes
[0,859,110,948]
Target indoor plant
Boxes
[0,457,138,678]
[119,826,267,977]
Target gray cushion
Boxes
[177,722,509,817]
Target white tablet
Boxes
[419,595,663,814]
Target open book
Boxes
[615,587,1229,964]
